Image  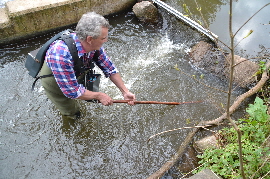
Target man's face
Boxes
[88,27,108,51]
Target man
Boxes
[40,12,136,119]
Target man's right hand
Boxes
[78,90,113,106]
[96,92,113,106]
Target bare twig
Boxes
[228,1,246,177]
[205,61,270,126]
[147,61,269,179]
[147,124,202,179]
[251,157,270,179]
[147,1,270,178]
[147,124,213,142]
[233,3,270,38]
[233,55,270,68]
[261,171,270,179]
[232,58,250,67]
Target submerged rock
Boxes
[189,41,259,88]
[224,54,259,88]
[194,135,219,152]
[177,145,200,174]
[132,1,159,24]
[188,169,221,179]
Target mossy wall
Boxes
[0,0,137,44]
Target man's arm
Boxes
[109,73,136,105]
[77,73,135,105]
[77,90,113,106]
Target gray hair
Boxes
[75,12,110,40]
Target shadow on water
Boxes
[0,9,252,179]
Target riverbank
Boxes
[0,0,137,44]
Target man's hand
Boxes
[109,73,136,106]
[78,90,113,106]
[123,91,136,105]
[97,93,113,106]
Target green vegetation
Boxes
[195,97,270,178]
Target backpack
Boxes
[25,29,75,78]
[25,29,98,91]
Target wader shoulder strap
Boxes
[31,74,53,91]
[60,34,80,66]
[32,34,82,91]
[32,32,79,91]
[60,34,84,77]
[32,32,99,91]
[61,35,99,76]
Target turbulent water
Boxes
[0,2,260,178]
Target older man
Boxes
[40,12,135,119]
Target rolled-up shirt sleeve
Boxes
[93,47,118,78]
[45,40,85,99]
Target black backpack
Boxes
[25,29,75,78]
[25,29,97,91]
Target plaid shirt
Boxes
[45,33,118,99]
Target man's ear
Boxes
[86,36,93,44]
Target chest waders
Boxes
[39,34,98,119]
[40,62,81,118]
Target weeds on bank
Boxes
[194,97,270,178]
[257,61,270,106]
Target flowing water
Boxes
[164,0,270,58]
[1,0,267,178]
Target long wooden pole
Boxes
[111,100,203,105]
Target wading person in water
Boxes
[40,12,136,119]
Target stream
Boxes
[1,0,268,178]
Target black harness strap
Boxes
[61,34,98,77]
[31,32,99,91]
[60,34,82,77]
[31,74,53,91]
[31,33,78,92]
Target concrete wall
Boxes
[0,0,137,44]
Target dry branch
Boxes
[147,61,269,179]
[147,125,213,142]
[147,125,201,179]
[204,61,270,126]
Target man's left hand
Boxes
[123,92,136,105]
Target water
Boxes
[164,0,270,58]
[0,5,254,179]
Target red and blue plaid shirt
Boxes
[45,33,118,99]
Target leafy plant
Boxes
[195,97,270,178]
[254,61,267,76]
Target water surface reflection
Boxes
[0,11,247,178]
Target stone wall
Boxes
[0,0,137,44]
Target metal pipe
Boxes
[152,0,218,42]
